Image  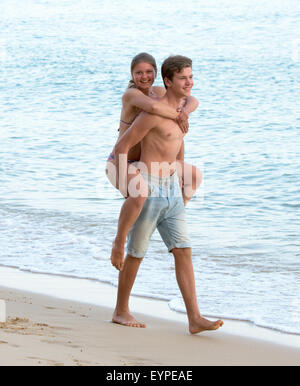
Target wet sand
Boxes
[1,285,300,366]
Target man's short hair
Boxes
[161,55,192,88]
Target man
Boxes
[112,55,223,333]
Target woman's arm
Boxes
[152,87,199,115]
[176,96,199,133]
[123,88,179,120]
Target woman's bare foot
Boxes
[110,241,125,271]
[189,315,224,334]
[112,310,146,328]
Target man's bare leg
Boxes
[172,248,223,333]
[112,255,146,328]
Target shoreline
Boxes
[1,266,300,366]
[1,266,300,347]
[1,288,300,367]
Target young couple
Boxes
[106,53,223,334]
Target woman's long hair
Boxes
[127,52,157,89]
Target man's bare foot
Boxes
[110,241,125,271]
[189,316,224,334]
[112,310,146,328]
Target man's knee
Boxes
[125,254,144,265]
[172,247,192,260]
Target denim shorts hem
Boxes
[167,242,192,253]
[126,249,146,258]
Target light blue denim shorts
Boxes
[127,171,191,258]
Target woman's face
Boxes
[132,62,156,91]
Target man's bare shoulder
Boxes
[138,110,163,125]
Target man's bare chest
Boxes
[156,121,184,141]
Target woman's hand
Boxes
[176,108,189,133]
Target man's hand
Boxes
[176,108,189,133]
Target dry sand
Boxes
[1,285,300,366]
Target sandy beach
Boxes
[0,268,300,366]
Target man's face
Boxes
[132,62,156,91]
[165,67,194,97]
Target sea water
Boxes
[0,0,299,334]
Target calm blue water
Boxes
[0,0,300,334]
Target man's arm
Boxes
[114,112,158,195]
[176,140,184,162]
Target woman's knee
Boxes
[193,166,202,188]
[106,161,117,188]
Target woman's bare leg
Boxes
[106,161,148,271]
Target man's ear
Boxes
[163,76,172,88]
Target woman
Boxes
[106,53,202,271]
